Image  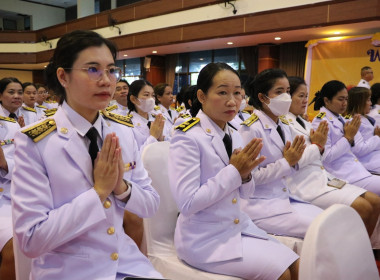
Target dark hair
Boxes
[191,62,239,117]
[371,83,380,106]
[288,76,306,97]
[346,87,370,115]
[184,85,197,110]
[246,68,288,110]
[154,83,169,105]
[22,82,36,91]
[35,83,46,90]
[117,79,129,87]
[0,77,22,94]
[127,79,153,112]
[44,30,117,104]
[176,85,188,107]
[310,80,346,110]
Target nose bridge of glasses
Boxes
[100,67,121,81]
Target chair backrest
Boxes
[299,204,379,280]
[141,141,178,256]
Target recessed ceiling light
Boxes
[274,37,281,41]
[152,50,157,54]
[227,42,233,45]
[123,54,128,57]
[199,58,204,61]
[334,31,341,35]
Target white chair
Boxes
[299,204,379,280]
[13,234,32,280]
[141,141,241,280]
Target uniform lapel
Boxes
[286,113,309,137]
[258,110,284,151]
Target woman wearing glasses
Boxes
[11,30,162,280]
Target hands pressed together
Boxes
[344,114,361,144]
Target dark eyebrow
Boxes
[216,84,241,89]
[84,62,116,67]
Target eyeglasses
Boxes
[64,66,122,82]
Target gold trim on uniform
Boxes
[36,105,48,109]
[344,114,352,119]
[316,112,326,119]
[180,113,191,119]
[154,106,161,111]
[175,105,185,112]
[175,117,200,132]
[22,106,37,113]
[105,104,118,112]
[241,113,258,126]
[0,116,16,123]
[21,119,57,143]
[44,108,58,117]
[101,110,134,127]
[279,115,289,125]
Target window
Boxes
[189,51,212,73]
[116,58,142,84]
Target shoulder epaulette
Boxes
[44,108,57,117]
[175,106,185,112]
[180,113,191,119]
[175,117,200,132]
[101,110,134,127]
[316,112,326,119]
[242,113,259,127]
[344,114,352,119]
[154,106,161,111]
[378,110,380,114]
[106,104,118,112]
[126,114,133,118]
[22,106,37,113]
[0,115,16,123]
[21,118,56,142]
[242,110,250,114]
[279,115,289,125]
[36,105,48,109]
[46,100,57,104]
[44,108,57,113]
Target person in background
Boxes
[21,82,39,125]
[0,77,24,127]
[0,77,22,280]
[11,30,162,280]
[170,62,299,280]
[311,80,380,196]
[239,69,323,239]
[357,66,374,89]
[154,83,178,129]
[107,79,129,116]
[230,87,251,128]
[368,83,380,126]
[285,77,380,238]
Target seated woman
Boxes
[311,80,380,196]
[345,86,380,174]
[154,83,177,129]
[285,77,380,237]
[0,77,23,280]
[21,82,39,125]
[368,83,380,126]
[126,79,168,151]
[169,63,299,280]
[11,30,162,280]
[239,69,323,239]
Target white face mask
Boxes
[136,97,155,113]
[239,99,247,111]
[266,93,292,116]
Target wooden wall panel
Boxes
[182,0,222,9]
[66,17,98,32]
[36,25,67,41]
[329,0,379,22]
[0,32,36,43]
[135,0,183,18]
[112,35,135,49]
[134,28,182,48]
[0,53,36,64]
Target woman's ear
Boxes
[258,93,267,104]
[130,95,139,106]
[56,67,68,88]
[197,89,206,104]
[323,96,329,106]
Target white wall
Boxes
[0,0,65,30]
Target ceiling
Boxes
[21,0,77,8]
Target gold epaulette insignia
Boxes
[106,104,118,111]
[180,113,191,119]
[242,113,258,126]
[22,106,37,113]
[154,106,160,111]
[44,108,57,117]
[36,105,48,109]
[22,119,56,142]
[175,105,185,112]
[0,116,16,123]
[316,112,326,119]
[344,114,352,119]
[175,117,200,132]
[279,115,289,125]
[378,110,380,114]
[242,110,250,114]
[101,110,134,127]
[126,114,133,118]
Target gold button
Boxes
[206,128,211,133]
[282,188,287,192]
[232,198,237,204]
[0,187,3,192]
[320,166,324,170]
[107,227,115,235]
[110,252,119,261]
[354,158,358,162]
[48,120,56,125]
[103,199,111,209]
[234,218,240,224]
[60,127,68,134]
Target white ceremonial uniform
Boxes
[0,116,20,251]
[43,100,59,109]
[0,105,20,120]
[35,104,48,119]
[11,102,162,280]
[368,104,380,127]
[109,102,129,116]
[312,107,380,195]
[158,104,178,129]
[239,110,323,238]
[230,110,251,129]
[285,112,365,209]
[357,79,371,89]
[19,105,39,125]
[169,110,298,279]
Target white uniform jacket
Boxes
[285,112,337,201]
[19,105,38,125]
[311,107,372,183]
[357,79,370,89]
[368,104,380,127]
[239,110,306,221]
[169,110,268,264]
[35,104,48,120]
[107,102,129,116]
[158,104,178,127]
[11,105,161,280]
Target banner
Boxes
[305,33,380,118]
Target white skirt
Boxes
[187,234,299,280]
[0,198,12,251]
